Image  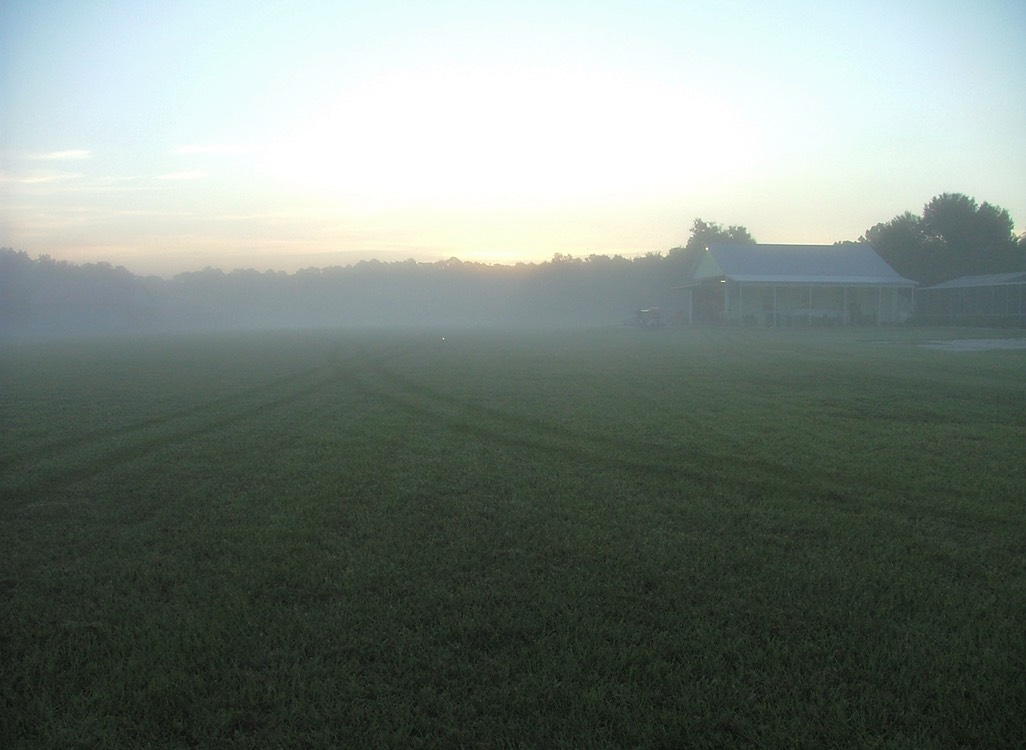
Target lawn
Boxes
[2,326,1025,748]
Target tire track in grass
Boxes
[1,342,382,506]
[3,375,336,506]
[335,340,780,495]
[335,334,885,510]
[368,361,684,467]
[0,367,323,472]
[336,336,895,509]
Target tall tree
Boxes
[679,218,755,254]
[862,193,1020,285]
[668,218,755,278]
[860,211,925,282]
[922,193,1017,278]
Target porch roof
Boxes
[925,271,1026,290]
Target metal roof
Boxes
[925,271,1026,290]
[692,243,917,286]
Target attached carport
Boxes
[914,272,1026,326]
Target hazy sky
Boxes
[2,1,1024,276]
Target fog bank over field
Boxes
[0,249,679,333]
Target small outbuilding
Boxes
[914,272,1026,326]
[678,243,917,326]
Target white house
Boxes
[678,243,917,326]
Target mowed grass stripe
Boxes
[336,330,1024,520]
[0,333,380,505]
[0,366,322,471]
[2,370,342,505]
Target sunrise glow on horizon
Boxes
[2,0,1025,277]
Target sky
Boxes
[2,0,1025,277]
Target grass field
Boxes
[2,326,1025,748]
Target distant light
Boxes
[719,279,726,283]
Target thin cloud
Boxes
[0,171,84,184]
[158,170,207,181]
[30,149,92,161]
[0,173,159,195]
[175,144,255,156]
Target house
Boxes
[914,272,1026,326]
[678,243,917,326]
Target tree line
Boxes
[2,193,1023,333]
[0,250,676,332]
